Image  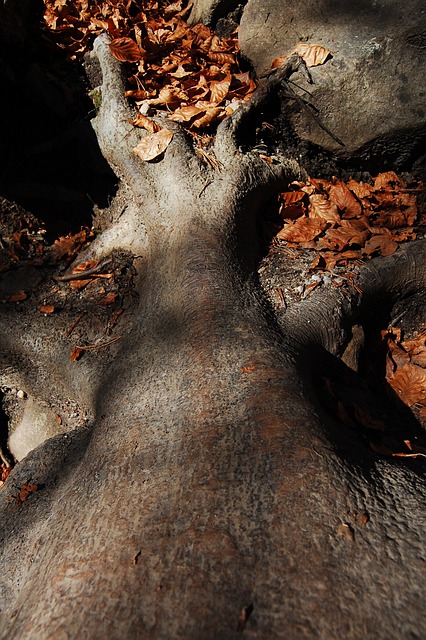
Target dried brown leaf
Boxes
[347,178,375,200]
[169,105,203,122]
[39,305,55,314]
[389,363,426,406]
[209,74,231,104]
[293,42,332,67]
[207,51,235,65]
[130,114,162,133]
[70,346,84,361]
[99,293,119,305]
[328,181,362,218]
[276,217,327,243]
[133,129,174,161]
[109,37,142,62]
[192,107,223,129]
[8,291,27,302]
[363,235,398,257]
[49,229,92,261]
[309,194,340,224]
[374,171,405,190]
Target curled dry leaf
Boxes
[192,107,223,128]
[130,114,162,133]
[133,129,174,161]
[293,42,332,67]
[109,37,142,62]
[346,178,375,200]
[49,228,93,262]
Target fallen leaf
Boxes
[169,104,203,122]
[337,523,355,541]
[363,235,398,257]
[70,346,84,361]
[133,129,174,161]
[271,55,288,69]
[276,217,327,243]
[99,293,119,305]
[0,463,12,483]
[192,107,223,128]
[8,291,27,302]
[309,194,340,223]
[39,305,55,314]
[293,42,332,67]
[240,365,256,374]
[346,178,375,200]
[389,363,426,406]
[109,37,142,62]
[17,483,38,503]
[328,181,362,218]
[49,229,93,261]
[374,171,405,190]
[130,114,162,133]
[209,74,231,104]
[207,52,235,65]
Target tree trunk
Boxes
[0,32,425,640]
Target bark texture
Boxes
[0,32,425,640]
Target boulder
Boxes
[188,0,242,26]
[238,0,426,167]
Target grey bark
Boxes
[0,27,425,640]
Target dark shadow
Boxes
[309,288,426,476]
[0,392,12,465]
[0,1,117,238]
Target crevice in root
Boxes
[0,391,13,467]
[311,290,426,468]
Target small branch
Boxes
[55,258,112,282]
[75,336,122,351]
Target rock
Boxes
[238,0,426,167]
[8,396,67,461]
[188,0,242,26]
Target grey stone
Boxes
[239,0,426,162]
[188,0,242,25]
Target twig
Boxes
[55,258,112,282]
[65,313,85,338]
[75,335,122,351]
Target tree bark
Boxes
[0,33,425,640]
